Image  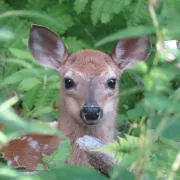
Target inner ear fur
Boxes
[110,36,152,70]
[28,24,69,70]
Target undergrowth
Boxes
[0,0,180,179]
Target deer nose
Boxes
[80,104,103,125]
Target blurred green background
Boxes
[0,0,180,179]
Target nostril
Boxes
[81,106,102,121]
[82,106,100,114]
[82,107,88,114]
[95,107,101,114]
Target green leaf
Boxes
[111,167,135,180]
[22,85,40,112]
[91,0,105,25]
[32,165,108,180]
[42,139,71,169]
[74,0,88,14]
[161,118,180,141]
[0,29,14,40]
[95,26,155,47]
[18,77,41,91]
[0,68,43,86]
[0,10,64,29]
[0,97,27,130]
[31,106,54,117]
[24,121,63,137]
[6,58,33,68]
[9,48,34,61]
[91,0,131,25]
[97,134,147,163]
[63,36,89,52]
[0,163,18,178]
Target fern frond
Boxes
[74,0,88,14]
[91,0,131,25]
[124,0,151,26]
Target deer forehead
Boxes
[64,50,115,78]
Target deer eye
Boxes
[64,78,75,89]
[107,78,116,89]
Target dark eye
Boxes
[107,78,116,89]
[64,78,75,89]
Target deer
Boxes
[0,25,151,171]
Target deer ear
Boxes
[28,25,69,70]
[110,36,152,71]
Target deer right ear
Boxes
[110,36,151,71]
[28,25,69,70]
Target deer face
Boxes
[28,25,151,126]
[59,50,119,126]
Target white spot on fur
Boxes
[14,155,19,162]
[64,70,73,78]
[107,67,116,78]
[11,137,17,140]
[49,121,58,127]
[27,137,32,142]
[28,140,39,149]
[43,144,49,150]
[8,160,12,166]
[13,153,20,167]
[20,136,27,140]
[13,137,21,140]
[64,70,86,79]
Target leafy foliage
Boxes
[0,0,180,179]
[37,139,72,170]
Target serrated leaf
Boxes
[0,68,43,86]
[63,36,89,52]
[74,0,88,14]
[97,134,147,164]
[22,85,40,112]
[91,0,131,25]
[8,48,37,64]
[91,0,105,25]
[42,139,71,169]
[32,106,54,117]
[18,77,41,91]
[6,58,33,68]
[34,86,59,109]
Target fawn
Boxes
[0,25,151,170]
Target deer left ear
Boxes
[110,36,152,71]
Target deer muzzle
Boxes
[80,103,103,125]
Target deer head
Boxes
[29,25,151,127]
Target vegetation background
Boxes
[0,0,180,179]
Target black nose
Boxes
[80,105,103,124]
